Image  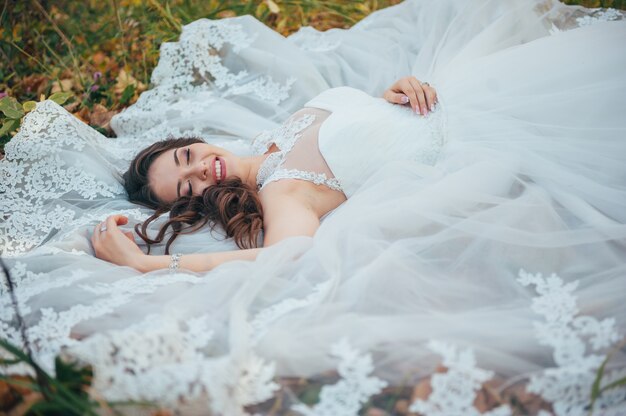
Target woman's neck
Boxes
[241,153,270,189]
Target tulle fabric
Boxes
[1,0,626,413]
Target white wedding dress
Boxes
[2,0,626,414]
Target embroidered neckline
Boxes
[254,114,343,192]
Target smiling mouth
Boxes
[214,157,225,183]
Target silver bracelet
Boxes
[169,253,182,273]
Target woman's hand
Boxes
[91,215,146,269]
[383,76,438,116]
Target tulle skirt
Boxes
[1,0,626,414]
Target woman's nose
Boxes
[194,160,207,180]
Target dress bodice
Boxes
[253,87,448,197]
[253,108,343,193]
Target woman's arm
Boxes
[132,248,262,273]
[92,193,319,273]
[91,215,262,272]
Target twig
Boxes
[8,41,55,77]
[112,0,129,71]
[146,0,182,32]
[38,30,72,74]
[0,257,52,400]
[30,0,86,86]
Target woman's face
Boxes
[148,142,239,204]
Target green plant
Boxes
[589,339,626,415]
[0,257,153,415]
[0,92,73,152]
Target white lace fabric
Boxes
[0,101,128,256]
[1,1,626,415]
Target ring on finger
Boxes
[100,224,107,232]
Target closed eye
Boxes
[186,148,192,196]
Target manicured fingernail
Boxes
[415,107,420,115]
[401,95,409,104]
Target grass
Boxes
[1,0,625,153]
[0,0,403,150]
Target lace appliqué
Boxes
[254,113,342,192]
[415,102,447,166]
[289,26,342,52]
[265,169,343,192]
[112,18,296,138]
[409,340,512,416]
[0,260,204,375]
[292,338,388,416]
[0,101,124,256]
[545,5,625,35]
[517,269,624,416]
[576,8,624,27]
[252,113,316,155]
[49,208,149,244]
[70,314,278,415]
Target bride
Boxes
[2,0,626,414]
[92,77,440,273]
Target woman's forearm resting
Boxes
[132,248,262,273]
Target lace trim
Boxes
[252,113,316,155]
[517,269,622,416]
[0,260,204,375]
[256,114,340,191]
[546,6,625,35]
[255,152,284,189]
[289,26,342,52]
[69,314,279,413]
[576,8,624,26]
[292,338,388,415]
[112,18,295,138]
[409,341,512,416]
[262,168,343,192]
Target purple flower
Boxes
[0,92,7,99]
[93,72,102,81]
[90,85,100,92]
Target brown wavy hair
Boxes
[123,137,264,253]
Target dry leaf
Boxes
[151,410,174,416]
[0,379,18,411]
[365,408,390,416]
[502,382,553,415]
[63,101,80,113]
[216,10,236,18]
[73,107,91,124]
[114,69,146,95]
[7,392,43,416]
[92,51,107,66]
[394,399,410,415]
[90,103,118,132]
[22,75,48,96]
[50,79,73,93]
[7,375,34,397]
[410,376,432,404]
[266,0,280,14]
[474,379,504,412]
